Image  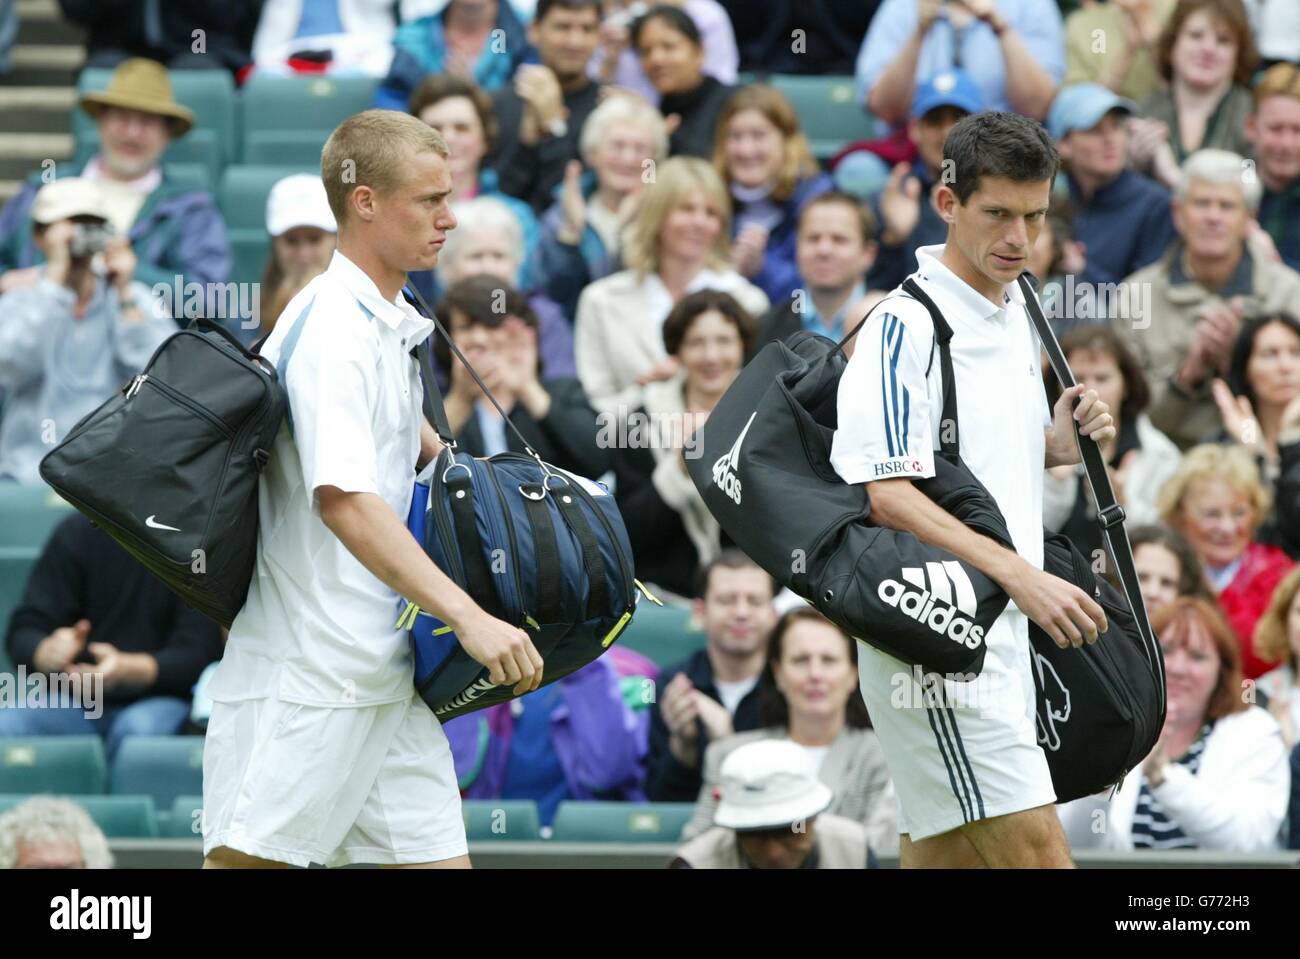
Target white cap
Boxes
[266,174,337,237]
[31,177,110,225]
[713,740,833,831]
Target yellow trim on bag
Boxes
[602,610,633,648]
[634,579,664,606]
[524,614,540,631]
[395,602,417,630]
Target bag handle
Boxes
[1016,272,1165,709]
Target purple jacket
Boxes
[444,657,648,803]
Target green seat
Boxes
[0,548,40,675]
[462,800,541,841]
[109,736,204,809]
[241,130,333,167]
[162,162,212,193]
[617,602,704,669]
[161,794,203,838]
[228,229,271,287]
[0,484,77,550]
[0,794,158,838]
[239,75,377,164]
[217,164,319,232]
[551,801,693,843]
[769,75,877,161]
[0,736,107,795]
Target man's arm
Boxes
[417,419,444,471]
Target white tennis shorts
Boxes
[202,690,467,867]
[856,606,1056,842]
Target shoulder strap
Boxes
[900,278,959,457]
[1015,272,1165,708]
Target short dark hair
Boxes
[798,190,878,246]
[1058,324,1151,422]
[408,73,499,152]
[632,4,702,50]
[661,289,757,356]
[758,606,872,729]
[943,112,1059,204]
[432,275,538,373]
[1227,312,1300,414]
[694,548,777,601]
[536,0,603,21]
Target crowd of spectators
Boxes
[2,0,1300,865]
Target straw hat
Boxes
[79,58,195,137]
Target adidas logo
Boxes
[712,412,756,505]
[877,562,984,650]
[435,676,499,716]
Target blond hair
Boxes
[1253,565,1300,667]
[321,109,448,227]
[1157,443,1271,530]
[579,92,668,166]
[622,156,732,276]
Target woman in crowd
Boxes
[590,0,738,104]
[1130,0,1257,189]
[1064,0,1177,102]
[682,606,897,856]
[1130,524,1217,618]
[257,173,337,337]
[1251,566,1300,750]
[1043,326,1182,562]
[1157,443,1295,678]
[1059,596,1290,851]
[575,156,767,417]
[536,93,668,322]
[612,290,752,599]
[712,85,834,305]
[434,275,608,479]
[631,5,734,158]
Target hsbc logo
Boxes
[712,411,756,505]
[878,562,984,650]
[873,459,924,478]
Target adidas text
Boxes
[878,578,984,649]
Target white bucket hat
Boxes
[713,739,833,832]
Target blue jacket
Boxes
[0,160,232,303]
[733,172,834,305]
[865,159,947,292]
[1068,167,1176,287]
[535,174,618,323]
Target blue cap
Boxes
[910,69,983,120]
[1047,83,1137,141]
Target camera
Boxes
[69,221,114,258]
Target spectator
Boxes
[0,797,113,869]
[758,191,880,348]
[489,0,604,213]
[1130,523,1218,617]
[1043,326,1182,564]
[0,515,223,761]
[1116,150,1300,451]
[1027,196,1087,330]
[1214,313,1300,487]
[421,196,575,385]
[682,607,897,853]
[856,0,1065,126]
[57,0,259,73]
[646,550,778,802]
[1157,443,1295,679]
[433,275,608,476]
[593,0,738,104]
[631,5,735,158]
[1243,0,1300,69]
[1246,63,1300,274]
[865,69,982,292]
[535,92,668,320]
[250,0,401,76]
[575,156,768,417]
[669,739,874,868]
[713,85,834,305]
[0,59,232,303]
[375,0,530,108]
[612,290,752,598]
[258,173,338,337]
[1064,0,1176,102]
[1047,83,1177,288]
[1059,596,1291,852]
[719,0,878,76]
[1252,566,1300,750]
[442,657,646,826]
[1129,0,1257,190]
[408,73,541,294]
[0,179,175,485]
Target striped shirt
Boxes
[1130,723,1213,850]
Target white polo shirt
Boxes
[207,251,435,707]
[830,244,1051,573]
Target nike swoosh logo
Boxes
[145,515,181,532]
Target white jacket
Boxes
[1057,706,1291,852]
[252,0,402,75]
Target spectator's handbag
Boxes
[396,286,658,722]
[38,320,285,627]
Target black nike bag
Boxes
[39,320,285,627]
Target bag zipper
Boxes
[562,475,635,610]
[135,375,235,438]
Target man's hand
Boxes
[1045,384,1114,467]
[1178,300,1246,388]
[451,606,543,695]
[692,691,733,741]
[67,642,156,693]
[1003,559,1108,648]
[879,163,923,246]
[104,236,137,295]
[32,618,91,673]
[515,64,567,146]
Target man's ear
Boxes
[933,183,958,225]
[350,185,375,223]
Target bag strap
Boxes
[1016,272,1165,707]
[900,278,960,457]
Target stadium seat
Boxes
[228,229,270,287]
[109,736,204,809]
[0,794,158,838]
[239,75,377,164]
[217,164,319,232]
[0,484,77,550]
[160,794,203,839]
[241,131,332,167]
[462,800,542,841]
[0,736,107,795]
[0,548,39,676]
[617,602,705,669]
[769,75,878,161]
[551,802,694,843]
